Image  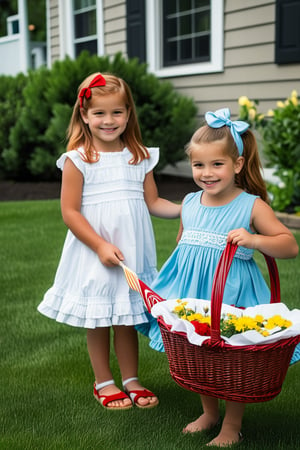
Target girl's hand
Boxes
[227,228,257,249]
[96,241,124,267]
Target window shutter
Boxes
[126,0,146,62]
[275,0,300,64]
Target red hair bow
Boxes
[79,74,106,108]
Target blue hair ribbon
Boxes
[205,108,249,155]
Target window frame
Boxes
[59,0,104,60]
[146,0,224,78]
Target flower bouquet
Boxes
[151,298,300,347]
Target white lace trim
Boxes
[179,230,253,260]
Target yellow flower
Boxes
[248,108,256,120]
[290,96,298,106]
[238,96,249,106]
[234,317,258,332]
[264,315,292,330]
[266,109,274,117]
[290,89,298,99]
[277,101,285,108]
[187,313,200,322]
[254,315,264,323]
[174,305,183,312]
[261,330,269,337]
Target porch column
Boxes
[18,0,30,72]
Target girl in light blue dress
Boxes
[38,73,181,410]
[139,108,299,446]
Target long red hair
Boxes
[67,72,149,164]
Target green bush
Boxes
[261,92,300,211]
[0,52,197,181]
[0,73,27,178]
[238,92,300,212]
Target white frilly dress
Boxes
[37,147,159,328]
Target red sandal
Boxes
[93,380,132,410]
[122,377,159,409]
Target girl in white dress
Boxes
[38,72,181,409]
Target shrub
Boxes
[0,73,27,179]
[238,91,300,212]
[261,91,300,211]
[0,52,197,181]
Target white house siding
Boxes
[48,0,60,65]
[103,0,127,57]
[48,0,300,121]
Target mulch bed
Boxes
[0,175,198,202]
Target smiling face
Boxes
[190,138,244,204]
[80,92,130,152]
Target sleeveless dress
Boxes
[37,147,159,328]
[146,190,300,364]
[137,191,272,351]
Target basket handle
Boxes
[210,242,281,343]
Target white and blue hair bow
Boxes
[205,108,249,155]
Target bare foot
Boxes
[207,431,243,447]
[183,413,220,434]
[96,384,132,409]
[123,379,158,407]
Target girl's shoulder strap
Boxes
[183,190,201,206]
[238,191,259,205]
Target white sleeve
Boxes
[146,147,159,173]
[56,150,86,175]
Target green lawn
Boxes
[0,200,299,449]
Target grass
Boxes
[0,199,299,449]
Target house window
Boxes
[163,0,210,67]
[275,0,300,64]
[146,0,223,77]
[73,0,98,57]
[7,15,20,35]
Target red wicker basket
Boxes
[120,243,300,403]
[158,243,299,403]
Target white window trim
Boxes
[146,0,224,78]
[58,0,104,60]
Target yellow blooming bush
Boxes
[238,90,300,213]
[173,300,292,338]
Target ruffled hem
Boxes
[38,303,149,328]
[37,288,149,329]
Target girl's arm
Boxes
[60,158,124,266]
[227,198,298,259]
[144,171,181,218]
